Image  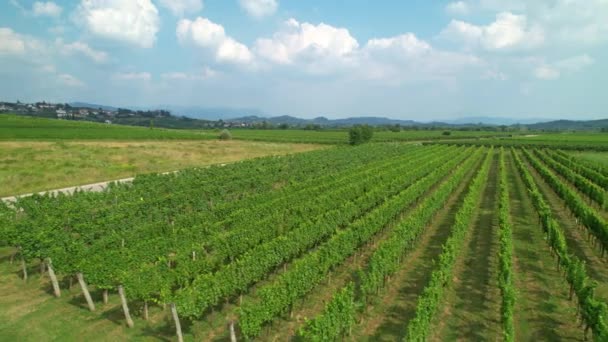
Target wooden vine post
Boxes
[118,285,134,328]
[170,303,184,342]
[102,289,109,304]
[21,257,27,282]
[143,301,149,320]
[230,320,237,342]
[76,272,95,311]
[46,258,61,297]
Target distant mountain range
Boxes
[225,115,557,128]
[227,115,423,126]
[70,102,264,120]
[444,116,553,126]
[527,119,608,130]
[69,102,607,130]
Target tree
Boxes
[219,129,232,140]
[442,131,451,136]
[349,125,373,145]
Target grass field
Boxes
[0,115,212,140]
[514,132,608,144]
[0,140,323,197]
[441,132,608,151]
[1,114,516,144]
[569,151,608,167]
[228,128,516,144]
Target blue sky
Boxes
[1,0,607,120]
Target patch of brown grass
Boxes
[0,140,325,196]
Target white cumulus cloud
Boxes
[158,0,202,17]
[449,1,608,46]
[441,12,544,50]
[58,40,108,63]
[33,1,62,17]
[76,0,160,48]
[177,17,253,65]
[239,0,278,18]
[254,18,359,65]
[360,33,481,83]
[0,27,46,57]
[0,28,26,55]
[365,34,431,55]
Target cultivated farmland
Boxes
[1,143,608,341]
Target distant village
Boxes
[0,101,123,123]
[0,101,251,129]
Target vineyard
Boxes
[1,143,608,341]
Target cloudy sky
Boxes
[1,0,607,120]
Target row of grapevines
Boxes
[555,150,608,180]
[359,147,485,299]
[428,139,608,152]
[9,144,419,270]
[204,146,448,268]
[13,143,414,258]
[498,148,515,341]
[513,149,608,341]
[174,146,467,318]
[547,150,608,189]
[298,282,357,341]
[122,146,455,308]
[404,147,493,341]
[210,145,425,224]
[155,145,438,277]
[237,147,478,338]
[5,146,413,287]
[297,145,486,340]
[42,146,448,309]
[533,149,607,209]
[522,149,608,256]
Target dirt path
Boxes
[430,151,501,341]
[1,177,136,203]
[508,151,583,341]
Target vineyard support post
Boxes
[21,257,27,282]
[170,303,183,342]
[46,258,61,298]
[77,273,95,311]
[102,289,109,304]
[230,320,237,342]
[118,285,134,328]
[143,301,149,320]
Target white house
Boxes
[56,109,68,118]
